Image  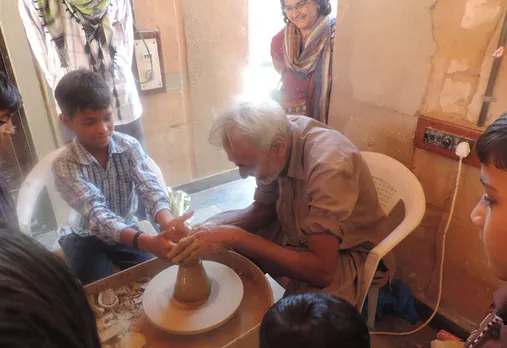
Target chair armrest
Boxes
[356,200,425,311]
[357,252,381,311]
[370,201,425,258]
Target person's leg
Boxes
[107,243,155,271]
[59,233,114,285]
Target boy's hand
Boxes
[139,212,194,258]
[160,211,194,243]
[139,229,195,260]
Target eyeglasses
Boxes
[283,0,314,14]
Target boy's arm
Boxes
[52,157,187,256]
[128,141,189,236]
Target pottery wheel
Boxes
[143,261,244,335]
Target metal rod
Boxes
[477,10,507,127]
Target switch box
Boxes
[423,128,474,152]
[414,116,483,167]
[133,31,165,94]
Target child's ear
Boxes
[60,113,72,129]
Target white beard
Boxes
[258,165,283,185]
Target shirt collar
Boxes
[284,122,305,181]
[71,133,129,165]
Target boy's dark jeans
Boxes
[59,233,154,285]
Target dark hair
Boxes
[279,0,332,23]
[260,293,370,348]
[0,72,22,114]
[54,69,111,118]
[476,112,507,170]
[0,226,101,348]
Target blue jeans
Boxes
[59,233,154,285]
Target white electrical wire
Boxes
[372,148,466,336]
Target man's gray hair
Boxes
[209,95,290,150]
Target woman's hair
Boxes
[476,112,507,170]
[0,72,22,114]
[279,0,332,23]
[0,225,101,348]
[209,95,290,151]
[260,293,370,348]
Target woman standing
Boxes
[271,0,335,124]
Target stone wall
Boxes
[330,0,507,329]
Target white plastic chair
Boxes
[17,146,167,258]
[358,151,426,328]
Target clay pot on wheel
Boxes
[173,259,211,307]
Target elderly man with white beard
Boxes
[168,96,395,305]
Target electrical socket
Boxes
[415,116,482,167]
[423,128,474,152]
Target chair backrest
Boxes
[146,156,169,196]
[362,151,424,215]
[361,151,426,256]
[17,147,66,236]
[17,146,168,236]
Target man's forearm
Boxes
[207,202,277,231]
[228,229,333,288]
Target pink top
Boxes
[271,29,315,116]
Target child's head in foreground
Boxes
[0,225,100,347]
[55,69,113,152]
[0,72,22,135]
[259,293,370,348]
[472,112,507,281]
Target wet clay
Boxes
[173,259,211,307]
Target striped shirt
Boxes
[53,133,170,243]
[18,0,142,125]
[0,171,18,229]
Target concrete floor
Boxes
[372,317,437,347]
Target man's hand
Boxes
[139,212,195,258]
[167,225,237,264]
[160,211,194,243]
